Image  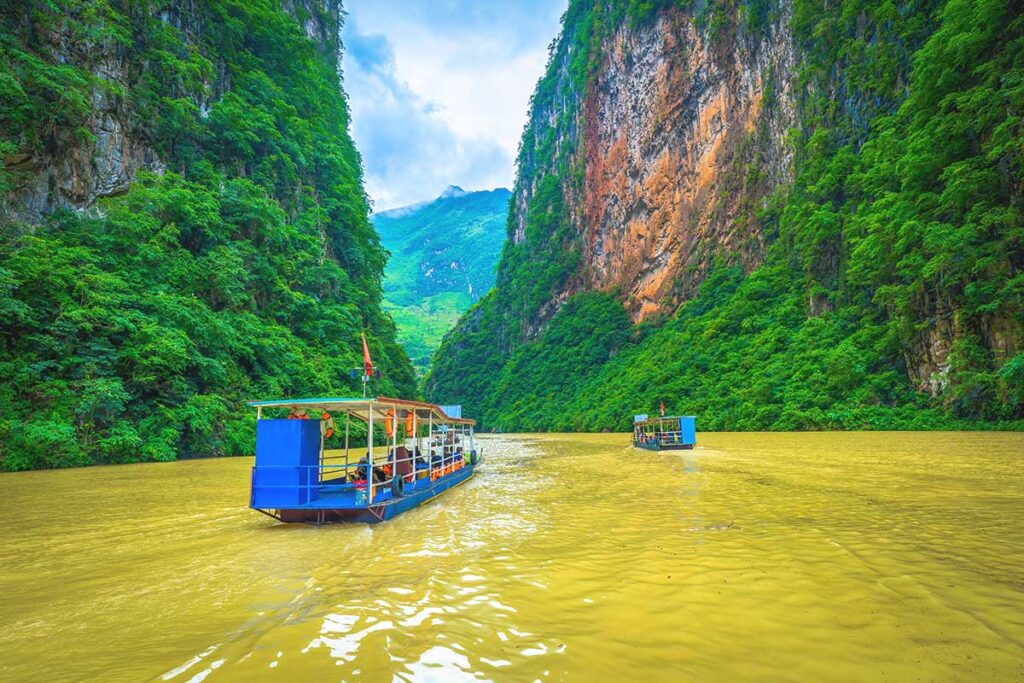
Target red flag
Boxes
[361,333,374,377]
[660,401,666,416]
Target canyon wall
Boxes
[1,0,342,224]
[511,1,796,323]
[429,0,1023,430]
[578,5,795,320]
[0,0,417,469]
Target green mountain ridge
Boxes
[374,186,511,373]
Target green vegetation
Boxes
[428,0,1024,431]
[374,187,510,373]
[0,0,415,469]
[383,292,472,374]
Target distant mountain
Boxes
[374,186,511,374]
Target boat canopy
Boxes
[634,415,694,427]
[247,396,475,426]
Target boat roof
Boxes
[246,396,475,426]
[634,415,694,426]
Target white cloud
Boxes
[341,0,566,211]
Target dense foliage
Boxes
[374,187,511,373]
[0,0,415,469]
[428,0,1024,431]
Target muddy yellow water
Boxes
[2,433,1024,681]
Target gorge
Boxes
[1,4,1022,679]
[1,0,1022,471]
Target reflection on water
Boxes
[1,432,1023,681]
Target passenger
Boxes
[349,457,367,483]
[350,455,388,483]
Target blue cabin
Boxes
[252,419,321,507]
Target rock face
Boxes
[1,28,162,223]
[1,0,342,225]
[581,6,796,320]
[512,3,796,322]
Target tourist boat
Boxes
[632,413,696,451]
[247,397,479,524]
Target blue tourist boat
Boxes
[632,413,696,451]
[248,397,479,524]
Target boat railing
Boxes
[251,443,470,507]
[634,430,687,443]
[655,430,685,443]
[370,443,470,495]
[250,464,357,502]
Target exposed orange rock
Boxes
[572,8,797,321]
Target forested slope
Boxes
[0,0,416,469]
[428,0,1024,431]
[375,186,510,373]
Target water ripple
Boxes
[1,433,1023,681]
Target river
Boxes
[1,432,1022,681]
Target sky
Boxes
[341,0,568,211]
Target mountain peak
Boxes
[439,185,467,199]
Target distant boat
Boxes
[247,397,480,524]
[632,413,696,451]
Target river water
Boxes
[1,432,1023,681]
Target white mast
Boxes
[366,401,374,504]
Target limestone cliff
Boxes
[510,2,796,325]
[1,0,341,224]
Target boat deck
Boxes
[252,467,471,510]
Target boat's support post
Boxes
[470,425,475,459]
[428,412,433,477]
[391,402,398,491]
[407,411,416,482]
[367,402,374,504]
[319,413,325,478]
[414,414,420,461]
[344,411,350,477]
[256,406,263,421]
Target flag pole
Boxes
[361,332,375,398]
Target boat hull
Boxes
[266,464,476,524]
[633,440,695,451]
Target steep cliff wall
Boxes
[429,0,1024,430]
[1,2,160,222]
[0,0,417,469]
[1,0,341,223]
[509,1,796,324]
[580,5,795,320]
